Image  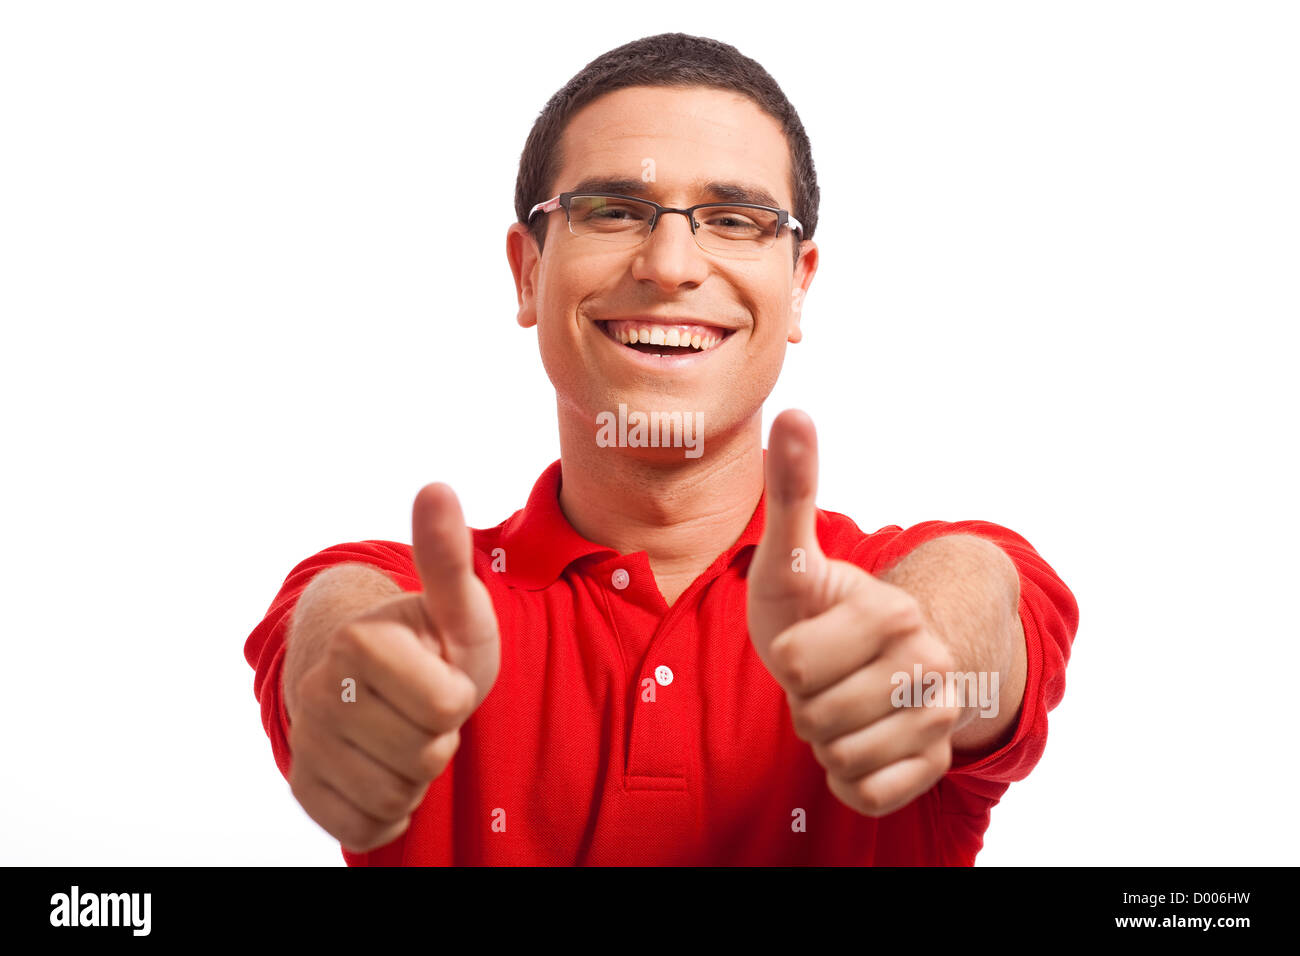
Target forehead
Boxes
[554,85,794,208]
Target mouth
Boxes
[594,318,737,358]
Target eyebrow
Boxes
[567,176,784,210]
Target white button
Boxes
[654,665,674,686]
[611,568,630,589]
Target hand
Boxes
[746,410,961,817]
[287,483,501,852]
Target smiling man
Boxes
[244,33,1079,866]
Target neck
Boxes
[555,398,764,601]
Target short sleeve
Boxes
[849,519,1079,798]
[242,540,420,781]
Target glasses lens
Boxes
[693,205,781,254]
[567,195,656,242]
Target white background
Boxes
[2,0,1296,865]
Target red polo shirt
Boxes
[245,459,1078,865]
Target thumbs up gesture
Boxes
[408,482,503,708]
[287,483,500,852]
[746,411,962,817]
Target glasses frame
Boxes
[527,191,804,254]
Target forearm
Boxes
[878,534,1026,754]
[282,563,403,720]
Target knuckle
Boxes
[422,680,473,730]
[940,702,963,728]
[790,701,827,742]
[854,777,887,817]
[922,699,960,732]
[330,621,369,662]
[338,815,381,853]
[882,596,923,635]
[419,692,453,730]
[816,738,854,778]
[770,634,810,694]
[417,729,460,780]
[454,677,479,720]
[926,639,957,674]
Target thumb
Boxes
[411,482,500,695]
[754,409,824,578]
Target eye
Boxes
[705,212,760,228]
[587,201,650,221]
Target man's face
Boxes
[507,85,818,453]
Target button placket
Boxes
[624,587,714,787]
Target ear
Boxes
[506,222,542,329]
[787,239,818,344]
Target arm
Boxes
[878,533,1026,758]
[282,562,403,722]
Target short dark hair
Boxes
[514,33,819,268]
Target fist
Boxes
[746,410,961,817]
[288,483,501,852]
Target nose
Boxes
[630,209,710,290]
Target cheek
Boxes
[740,310,793,383]
[534,277,600,396]
[531,295,571,378]
[535,276,578,346]
[751,286,797,345]
[536,320,581,391]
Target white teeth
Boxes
[605,322,728,353]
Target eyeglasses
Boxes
[527,192,803,258]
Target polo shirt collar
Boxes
[497,458,770,590]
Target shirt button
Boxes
[654,665,674,686]
[611,568,630,590]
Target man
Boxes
[244,33,1078,865]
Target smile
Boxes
[595,318,737,358]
